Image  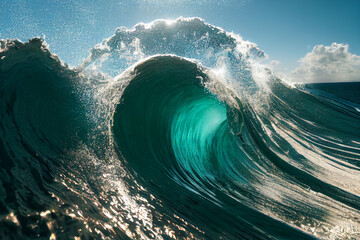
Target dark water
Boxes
[0,18,359,240]
[306,82,360,104]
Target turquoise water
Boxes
[0,19,359,239]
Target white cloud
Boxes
[289,43,360,83]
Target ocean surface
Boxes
[0,18,359,240]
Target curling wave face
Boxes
[0,18,360,239]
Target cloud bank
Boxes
[289,43,360,83]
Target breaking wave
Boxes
[0,18,359,240]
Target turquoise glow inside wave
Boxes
[171,90,227,180]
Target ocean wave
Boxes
[0,18,359,239]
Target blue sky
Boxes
[1,0,359,77]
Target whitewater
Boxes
[0,18,359,240]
